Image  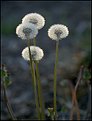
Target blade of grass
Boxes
[2,82,17,120]
[69,66,84,120]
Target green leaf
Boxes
[61,106,67,112]
[3,77,12,88]
[1,70,6,77]
[47,108,55,120]
[83,68,91,81]
[47,107,54,116]
[1,67,12,88]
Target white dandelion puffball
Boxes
[22,46,44,61]
[22,13,45,30]
[48,24,69,41]
[16,23,38,40]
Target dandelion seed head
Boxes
[48,24,69,41]
[22,13,45,29]
[22,46,44,61]
[16,23,38,40]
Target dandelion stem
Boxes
[33,38,45,119]
[27,39,41,120]
[2,83,17,120]
[32,62,41,120]
[35,61,45,120]
[33,37,36,46]
[53,41,59,119]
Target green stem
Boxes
[3,83,17,120]
[32,62,41,120]
[27,39,34,77]
[53,41,59,120]
[35,61,45,120]
[33,38,45,119]
[27,39,41,120]
[33,37,36,46]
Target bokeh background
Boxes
[1,1,91,120]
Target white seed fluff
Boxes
[22,13,45,30]
[22,46,44,61]
[16,23,38,40]
[48,24,69,41]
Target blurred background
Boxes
[1,1,91,120]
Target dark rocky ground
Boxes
[1,1,91,120]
